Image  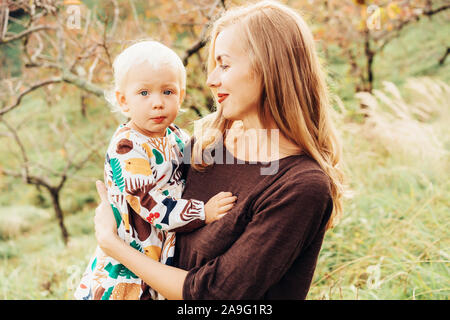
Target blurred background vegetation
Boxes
[0,0,448,299]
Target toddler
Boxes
[74,41,236,300]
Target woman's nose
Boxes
[206,69,220,88]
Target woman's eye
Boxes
[139,90,148,96]
[163,90,173,95]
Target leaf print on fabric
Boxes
[143,245,162,261]
[170,128,185,153]
[152,148,164,165]
[110,158,125,192]
[141,142,153,159]
[111,204,122,227]
[104,262,138,280]
[124,158,152,175]
[130,240,144,252]
[90,257,97,271]
[126,194,141,214]
[101,286,113,300]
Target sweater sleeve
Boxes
[182,170,332,299]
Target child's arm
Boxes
[167,125,237,227]
[109,136,234,232]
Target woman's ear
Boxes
[116,91,129,112]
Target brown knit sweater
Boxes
[174,144,332,300]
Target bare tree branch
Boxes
[423,4,450,16]
[182,0,224,66]
[0,25,57,44]
[0,77,63,116]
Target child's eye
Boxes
[163,90,173,95]
[139,90,148,96]
[219,64,229,70]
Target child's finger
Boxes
[216,212,228,220]
[219,203,234,213]
[217,191,233,199]
[219,196,237,206]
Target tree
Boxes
[0,114,103,244]
[306,0,450,93]
[0,0,228,243]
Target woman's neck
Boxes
[224,120,301,162]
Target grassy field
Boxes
[0,13,449,300]
[309,77,450,299]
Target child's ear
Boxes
[179,89,185,106]
[115,91,129,111]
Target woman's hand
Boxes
[94,180,120,253]
[92,181,187,299]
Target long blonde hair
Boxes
[192,0,345,229]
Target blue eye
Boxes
[140,90,148,96]
[163,90,173,95]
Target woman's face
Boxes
[206,24,263,126]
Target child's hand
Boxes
[204,191,237,224]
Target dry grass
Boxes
[309,77,450,300]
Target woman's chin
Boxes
[221,110,239,121]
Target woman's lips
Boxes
[151,116,166,124]
[217,93,229,103]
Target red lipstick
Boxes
[217,93,229,103]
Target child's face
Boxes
[116,61,184,137]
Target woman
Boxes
[93,0,344,300]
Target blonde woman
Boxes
[93,0,344,300]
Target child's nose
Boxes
[151,94,164,109]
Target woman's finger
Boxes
[96,180,109,203]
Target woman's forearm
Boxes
[102,235,187,300]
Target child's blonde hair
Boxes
[105,40,186,117]
[193,0,345,229]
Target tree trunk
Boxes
[81,94,88,118]
[439,47,449,66]
[49,188,69,245]
[364,30,374,93]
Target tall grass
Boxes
[309,78,450,299]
